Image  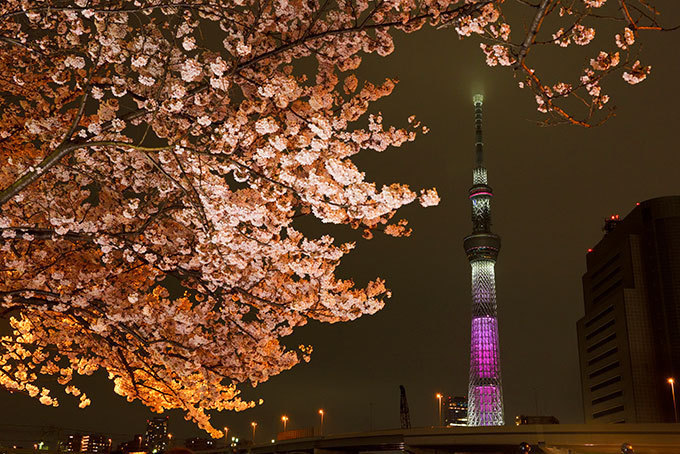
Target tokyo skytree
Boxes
[463,94,505,426]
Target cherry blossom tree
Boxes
[0,0,674,436]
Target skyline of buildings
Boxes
[577,196,680,424]
[463,94,505,426]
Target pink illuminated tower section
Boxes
[463,94,504,426]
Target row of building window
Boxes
[587,333,616,353]
[592,266,622,292]
[593,405,625,419]
[586,319,616,340]
[592,390,623,406]
[590,375,622,392]
[589,254,621,280]
[589,361,620,379]
[592,279,623,305]
[588,347,618,366]
[585,305,614,328]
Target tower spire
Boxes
[463,94,505,426]
[473,94,484,167]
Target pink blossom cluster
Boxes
[0,0,667,436]
[623,60,652,85]
[515,0,662,124]
[0,0,459,436]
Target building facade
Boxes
[463,94,504,426]
[62,434,111,454]
[444,396,468,426]
[577,196,680,423]
[145,417,169,453]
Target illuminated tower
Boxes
[463,94,505,426]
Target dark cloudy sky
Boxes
[3,2,680,446]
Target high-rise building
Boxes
[577,196,680,423]
[463,94,504,426]
[444,395,468,426]
[145,417,169,453]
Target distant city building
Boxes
[514,415,559,425]
[145,417,169,454]
[63,435,80,453]
[577,196,680,423]
[62,434,111,454]
[444,396,468,426]
[184,438,214,450]
[118,435,146,454]
[0,442,50,454]
[81,435,111,454]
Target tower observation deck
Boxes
[463,94,504,426]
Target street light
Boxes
[435,393,443,426]
[251,421,257,442]
[318,409,325,435]
[281,415,289,431]
[668,378,678,423]
[224,427,229,447]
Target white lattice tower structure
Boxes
[463,94,505,426]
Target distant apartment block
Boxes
[62,434,111,454]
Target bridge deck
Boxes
[238,424,680,454]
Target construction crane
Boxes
[399,385,411,429]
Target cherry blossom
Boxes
[0,0,672,437]
[623,60,652,84]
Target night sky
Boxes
[2,3,680,446]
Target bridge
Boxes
[239,425,680,454]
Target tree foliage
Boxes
[0,0,673,435]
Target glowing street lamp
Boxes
[281,415,289,431]
[435,393,443,426]
[668,378,678,423]
[318,409,325,435]
[224,427,229,447]
[251,422,257,441]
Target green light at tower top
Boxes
[473,94,484,105]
